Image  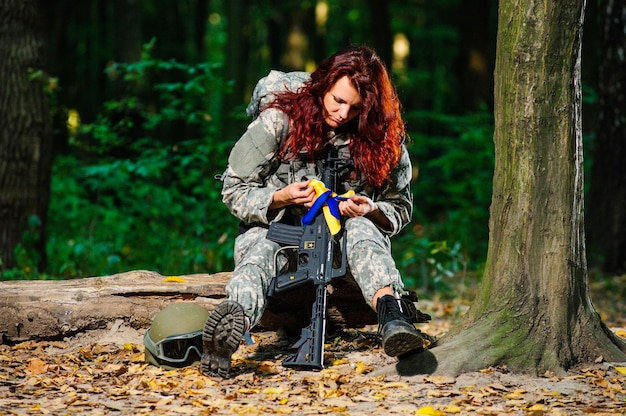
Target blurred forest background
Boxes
[1,0,623,298]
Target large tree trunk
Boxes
[0,0,53,272]
[385,0,626,378]
[587,0,626,274]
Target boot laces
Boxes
[376,295,412,336]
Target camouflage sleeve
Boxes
[373,145,413,237]
[221,108,290,224]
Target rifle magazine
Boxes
[267,222,305,246]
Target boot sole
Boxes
[382,323,427,357]
[201,301,245,377]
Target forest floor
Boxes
[0,276,625,415]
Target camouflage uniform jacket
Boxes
[221,107,413,236]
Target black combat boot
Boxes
[201,300,246,377]
[377,294,428,357]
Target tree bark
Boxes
[587,0,626,274]
[385,0,626,378]
[0,0,53,271]
[0,270,377,344]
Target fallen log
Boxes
[0,270,231,343]
[0,270,377,344]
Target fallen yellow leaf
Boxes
[27,358,48,375]
[444,405,462,414]
[415,405,446,415]
[354,361,373,374]
[163,276,186,283]
[257,360,281,374]
[615,366,626,375]
[503,391,526,400]
[331,358,348,366]
[263,386,285,395]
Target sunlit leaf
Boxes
[354,361,373,374]
[263,386,285,395]
[163,276,186,283]
[415,405,446,415]
[27,358,48,374]
[331,358,348,366]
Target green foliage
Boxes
[394,109,494,292]
[394,236,470,295]
[13,216,42,277]
[1,215,63,281]
[46,43,238,278]
[414,110,493,260]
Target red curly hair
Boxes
[267,46,406,188]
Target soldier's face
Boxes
[323,76,362,128]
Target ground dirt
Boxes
[1,281,625,415]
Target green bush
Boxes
[395,109,494,293]
[46,43,238,277]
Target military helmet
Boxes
[144,303,209,369]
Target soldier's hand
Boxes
[338,194,377,217]
[270,180,315,209]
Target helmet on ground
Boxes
[144,303,209,369]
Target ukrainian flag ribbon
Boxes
[301,179,355,235]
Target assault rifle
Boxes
[266,148,352,370]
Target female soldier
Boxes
[202,46,428,377]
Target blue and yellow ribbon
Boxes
[301,179,354,235]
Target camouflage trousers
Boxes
[226,216,406,327]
